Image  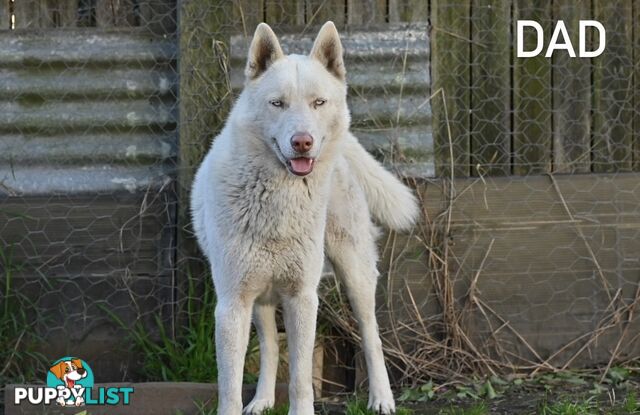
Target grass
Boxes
[538,398,598,415]
[105,269,260,383]
[0,245,46,387]
[184,399,415,415]
[343,398,412,415]
[537,391,640,415]
[102,275,640,415]
[437,403,487,415]
[392,370,640,414]
[180,401,290,415]
[107,271,220,382]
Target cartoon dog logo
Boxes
[49,358,87,406]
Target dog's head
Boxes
[49,359,87,386]
[239,21,350,177]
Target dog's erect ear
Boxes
[245,23,284,81]
[310,21,345,81]
[71,358,83,369]
[49,362,65,379]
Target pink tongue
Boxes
[290,157,313,174]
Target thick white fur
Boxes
[342,133,419,231]
[191,22,418,415]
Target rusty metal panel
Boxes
[229,25,433,176]
[0,31,177,196]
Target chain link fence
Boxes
[1,0,639,402]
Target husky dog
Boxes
[191,21,419,415]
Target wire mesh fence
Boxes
[0,0,180,387]
[0,0,639,402]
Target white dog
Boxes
[191,21,419,415]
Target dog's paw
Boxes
[368,397,396,414]
[243,398,275,415]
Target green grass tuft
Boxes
[342,397,412,415]
[262,405,290,415]
[0,245,47,387]
[623,392,640,412]
[179,402,290,415]
[105,266,266,383]
[105,270,221,382]
[438,402,488,415]
[538,397,598,415]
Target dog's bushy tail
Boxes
[344,133,420,231]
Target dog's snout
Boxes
[77,368,86,375]
[290,133,314,153]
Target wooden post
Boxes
[0,0,9,30]
[395,0,428,23]
[634,0,640,172]
[432,0,471,177]
[265,0,304,27]
[306,0,346,27]
[14,0,39,28]
[347,0,385,26]
[12,0,78,28]
[234,0,264,37]
[592,0,633,173]
[140,0,177,34]
[178,0,232,293]
[513,0,552,175]
[470,0,510,176]
[59,0,79,27]
[552,0,591,174]
[96,0,136,27]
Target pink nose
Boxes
[290,133,314,153]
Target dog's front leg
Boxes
[216,295,253,415]
[244,303,279,415]
[282,287,318,415]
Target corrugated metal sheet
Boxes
[230,25,433,176]
[0,31,178,196]
[0,29,178,380]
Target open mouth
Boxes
[287,157,314,176]
[272,139,315,176]
[66,379,75,388]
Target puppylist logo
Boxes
[14,356,133,407]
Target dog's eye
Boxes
[313,98,326,108]
[65,367,70,373]
[269,99,283,108]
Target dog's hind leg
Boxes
[215,294,253,415]
[244,303,279,415]
[282,287,319,415]
[326,229,396,415]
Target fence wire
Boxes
[0,0,180,390]
[0,0,638,401]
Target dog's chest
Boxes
[217,170,329,282]
[221,169,328,244]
